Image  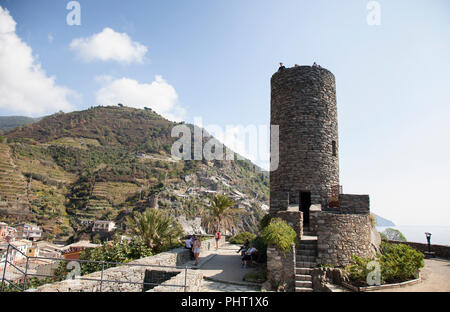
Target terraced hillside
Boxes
[0,143,29,206]
[0,106,269,242]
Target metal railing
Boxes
[1,243,192,292]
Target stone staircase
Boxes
[295,229,317,292]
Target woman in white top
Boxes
[193,238,201,266]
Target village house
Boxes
[0,222,16,242]
[0,239,32,264]
[15,223,42,241]
[92,220,116,233]
[61,240,101,260]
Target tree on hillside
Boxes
[203,195,241,234]
[382,228,407,242]
[125,208,184,252]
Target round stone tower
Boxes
[270,65,339,216]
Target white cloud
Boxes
[70,28,147,64]
[47,33,54,43]
[0,6,74,116]
[95,75,186,122]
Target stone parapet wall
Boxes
[329,194,369,213]
[266,244,296,291]
[316,211,375,267]
[31,237,224,292]
[388,240,450,259]
[146,269,204,292]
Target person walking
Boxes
[215,230,221,250]
[193,237,201,266]
[185,235,194,260]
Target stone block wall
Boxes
[31,237,224,292]
[146,269,204,292]
[334,194,369,213]
[269,190,289,214]
[266,244,296,291]
[309,204,322,233]
[316,211,375,267]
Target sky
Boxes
[0,0,449,226]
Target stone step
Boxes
[296,268,313,275]
[299,239,317,244]
[295,280,313,288]
[297,255,316,262]
[295,287,313,292]
[296,249,316,256]
[295,261,317,268]
[295,274,312,282]
[297,244,316,251]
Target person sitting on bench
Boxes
[237,239,250,256]
[241,244,258,268]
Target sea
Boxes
[376,225,450,246]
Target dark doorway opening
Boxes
[299,191,311,227]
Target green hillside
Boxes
[0,116,40,133]
[0,106,269,242]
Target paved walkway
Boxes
[374,258,450,292]
[185,243,261,292]
[185,246,450,292]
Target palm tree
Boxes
[125,208,184,252]
[203,195,241,234]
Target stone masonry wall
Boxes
[31,237,224,292]
[270,190,289,214]
[316,212,375,267]
[309,204,322,233]
[270,66,339,213]
[266,244,296,291]
[335,194,369,213]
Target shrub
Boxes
[229,231,256,245]
[258,214,272,232]
[346,242,424,286]
[54,238,154,277]
[379,232,388,241]
[251,236,268,262]
[346,256,375,287]
[261,218,296,253]
[369,214,376,227]
[379,242,424,283]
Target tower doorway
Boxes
[299,191,311,227]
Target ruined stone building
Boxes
[268,65,379,291]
